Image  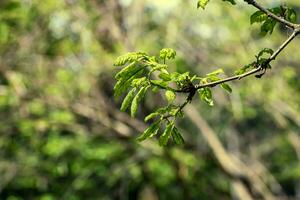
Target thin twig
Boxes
[195,67,261,90]
[175,29,299,113]
[152,1,300,120]
[269,30,298,61]
[195,29,299,90]
[244,0,299,30]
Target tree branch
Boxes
[173,29,299,114]
[244,0,300,30]
[147,1,300,123]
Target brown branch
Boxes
[244,0,300,30]
[194,28,299,90]
[149,1,300,124]
[171,27,299,115]
[269,30,298,61]
[194,67,261,90]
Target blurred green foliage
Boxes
[0,0,300,199]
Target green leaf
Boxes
[137,120,161,142]
[222,0,236,5]
[250,11,267,24]
[114,52,146,66]
[199,88,214,106]
[257,48,274,58]
[144,112,160,122]
[120,88,136,111]
[172,127,184,144]
[159,122,174,146]
[257,58,271,69]
[114,68,144,97]
[152,86,160,93]
[165,90,176,103]
[260,18,277,35]
[115,62,143,80]
[206,68,224,77]
[130,86,149,117]
[150,80,168,89]
[159,73,172,81]
[285,8,297,23]
[235,62,255,75]
[159,48,176,60]
[114,77,134,98]
[149,64,168,72]
[220,83,232,93]
[197,0,210,9]
[269,7,282,15]
[153,106,171,115]
[131,77,147,87]
[207,75,221,82]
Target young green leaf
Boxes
[159,122,174,146]
[150,80,168,89]
[149,64,168,72]
[120,88,136,111]
[260,18,276,35]
[199,88,214,106]
[207,75,221,82]
[206,68,224,77]
[257,48,273,58]
[284,8,297,23]
[144,112,160,122]
[159,48,176,60]
[114,69,144,97]
[235,62,256,75]
[115,62,138,79]
[131,77,147,87]
[172,126,184,145]
[130,86,149,117]
[197,0,210,9]
[220,83,232,93]
[114,77,134,98]
[137,120,161,142]
[250,10,267,24]
[114,52,146,66]
[159,73,172,81]
[165,90,176,103]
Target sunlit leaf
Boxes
[120,88,136,111]
[165,90,176,103]
[159,122,174,146]
[159,48,176,60]
[137,120,161,142]
[250,10,267,24]
[197,0,210,9]
[144,112,160,122]
[199,88,214,106]
[172,126,184,144]
[220,83,232,93]
[114,52,147,66]
[206,68,224,77]
[257,48,274,58]
[130,86,149,117]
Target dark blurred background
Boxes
[0,0,300,199]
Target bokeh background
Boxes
[0,0,300,199]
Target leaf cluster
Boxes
[114,1,299,146]
[114,49,233,145]
[250,6,297,36]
